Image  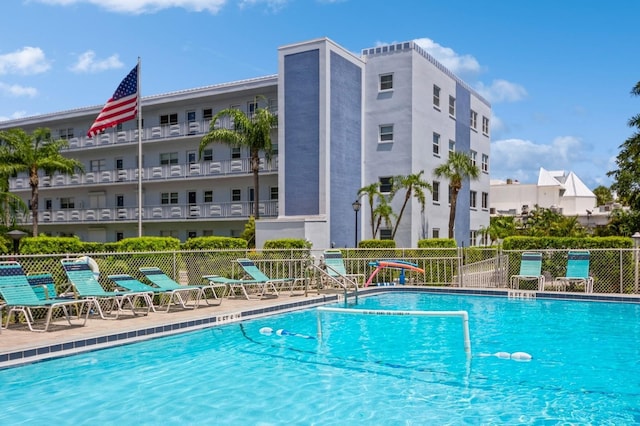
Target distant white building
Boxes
[490,167,607,228]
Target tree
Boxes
[358,182,382,237]
[0,128,83,237]
[389,171,432,239]
[608,80,640,209]
[592,185,613,207]
[373,196,395,239]
[199,103,277,219]
[433,151,480,239]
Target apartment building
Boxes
[2,37,491,248]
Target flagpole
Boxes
[137,57,143,237]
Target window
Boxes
[115,158,123,170]
[58,128,74,140]
[203,108,213,120]
[432,132,440,156]
[470,230,478,247]
[482,116,490,135]
[380,228,393,240]
[270,187,278,200]
[116,123,123,132]
[268,98,278,114]
[379,125,394,143]
[470,150,477,167]
[433,85,440,108]
[449,96,456,116]
[449,140,455,153]
[470,190,477,208]
[202,149,213,162]
[231,147,241,159]
[470,110,478,129]
[116,232,124,242]
[379,176,393,193]
[89,159,106,172]
[232,189,241,201]
[160,113,178,126]
[161,192,178,204]
[204,190,213,203]
[60,197,75,209]
[481,154,489,173]
[482,192,489,209]
[247,99,258,116]
[160,152,179,165]
[432,181,440,203]
[116,195,124,207]
[432,229,440,239]
[188,231,197,239]
[379,73,393,91]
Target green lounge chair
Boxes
[510,252,545,291]
[139,267,226,307]
[556,250,594,293]
[61,258,152,319]
[321,249,363,289]
[231,258,305,299]
[0,261,90,332]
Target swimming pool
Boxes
[1,292,639,424]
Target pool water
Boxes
[1,292,640,424]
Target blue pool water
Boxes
[1,292,640,424]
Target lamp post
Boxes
[352,199,361,247]
[6,229,27,255]
[633,232,640,294]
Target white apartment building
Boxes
[2,38,491,248]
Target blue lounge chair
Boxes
[510,252,545,291]
[61,258,152,319]
[139,267,226,307]
[222,258,304,299]
[0,261,90,332]
[556,250,594,293]
[321,249,364,289]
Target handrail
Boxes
[308,262,358,306]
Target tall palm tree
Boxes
[0,128,83,236]
[373,198,395,239]
[433,151,480,239]
[199,104,277,219]
[358,182,382,237]
[389,171,432,239]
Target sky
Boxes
[1,0,638,190]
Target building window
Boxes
[470,230,478,247]
[432,229,440,239]
[449,140,455,153]
[379,176,393,193]
[89,159,106,172]
[482,116,490,135]
[433,85,440,108]
[231,147,241,159]
[60,197,75,209]
[449,96,456,116]
[432,132,440,156]
[379,125,394,143]
[470,110,478,130]
[116,195,124,207]
[204,190,213,203]
[470,190,477,208]
[232,189,241,201]
[160,113,178,126]
[116,123,123,132]
[432,181,440,203]
[380,228,392,240]
[482,192,489,209]
[115,158,123,170]
[481,154,489,173]
[160,152,179,165]
[161,192,178,204]
[379,73,393,91]
[247,99,258,117]
[470,150,477,167]
[268,98,278,114]
[202,149,213,162]
[203,108,213,120]
[116,232,124,241]
[58,128,74,140]
[188,231,197,239]
[270,187,278,200]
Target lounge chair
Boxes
[139,267,226,307]
[228,258,303,299]
[556,250,594,293]
[321,249,364,289]
[510,252,545,291]
[61,258,152,319]
[0,261,90,332]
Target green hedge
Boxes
[358,239,396,248]
[182,236,247,250]
[418,238,457,248]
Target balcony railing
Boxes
[9,158,278,191]
[35,201,278,224]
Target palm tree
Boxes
[358,182,382,237]
[0,128,83,236]
[433,151,480,239]
[373,198,395,239]
[199,103,277,219]
[389,171,432,239]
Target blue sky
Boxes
[1,0,638,189]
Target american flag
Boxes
[87,65,138,138]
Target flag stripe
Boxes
[87,65,138,138]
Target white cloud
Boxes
[413,38,481,76]
[0,82,38,97]
[34,0,227,14]
[476,79,527,103]
[239,0,288,10]
[0,47,50,75]
[0,111,29,122]
[70,51,123,73]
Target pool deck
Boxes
[0,290,341,368]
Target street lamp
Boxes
[632,232,640,293]
[6,229,27,255]
[352,199,361,247]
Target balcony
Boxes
[36,201,278,224]
[9,158,278,191]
